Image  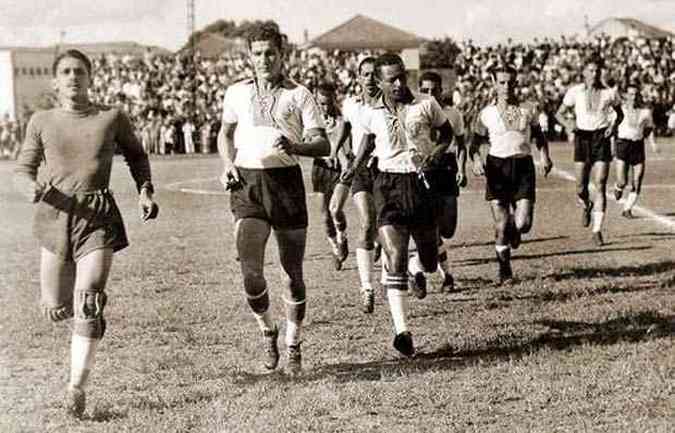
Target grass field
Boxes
[1,140,673,433]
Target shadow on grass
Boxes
[613,231,675,240]
[551,260,675,281]
[88,406,127,422]
[231,311,674,386]
[455,245,652,267]
[453,235,568,249]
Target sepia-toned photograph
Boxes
[1,1,673,431]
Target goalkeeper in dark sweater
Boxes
[14,49,158,419]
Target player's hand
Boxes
[273,136,296,154]
[220,166,242,191]
[456,169,467,188]
[410,149,424,171]
[139,193,159,222]
[340,164,355,183]
[539,156,553,177]
[472,157,485,177]
[327,156,340,170]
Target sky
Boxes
[1,0,675,51]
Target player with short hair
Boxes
[472,64,553,284]
[312,82,351,268]
[335,56,381,313]
[218,23,329,376]
[13,49,158,418]
[555,57,623,246]
[613,81,654,218]
[407,71,467,293]
[352,53,454,357]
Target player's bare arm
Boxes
[423,120,454,167]
[342,133,375,182]
[608,103,624,138]
[217,121,238,184]
[531,122,553,177]
[335,122,353,168]
[470,118,489,176]
[275,127,329,157]
[455,134,468,187]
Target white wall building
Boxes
[0,47,55,121]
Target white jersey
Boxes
[476,102,537,158]
[221,78,325,169]
[562,83,618,131]
[342,95,374,155]
[617,107,653,141]
[361,93,448,173]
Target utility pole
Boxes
[186,0,196,120]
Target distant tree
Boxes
[420,37,461,69]
[180,19,280,52]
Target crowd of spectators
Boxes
[451,34,675,140]
[3,32,675,159]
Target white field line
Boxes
[549,167,675,231]
[165,171,675,231]
[165,174,675,198]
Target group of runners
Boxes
[13,22,656,418]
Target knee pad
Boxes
[73,289,107,339]
[42,302,73,322]
[243,274,266,295]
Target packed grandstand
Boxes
[2,30,675,158]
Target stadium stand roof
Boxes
[306,14,426,51]
[589,17,674,39]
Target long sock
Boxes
[355,247,374,291]
[285,320,302,347]
[252,309,275,333]
[408,253,424,275]
[69,335,98,389]
[336,230,346,244]
[437,244,450,278]
[591,211,604,233]
[283,296,306,346]
[327,236,339,255]
[624,192,639,211]
[386,289,409,334]
[495,244,509,254]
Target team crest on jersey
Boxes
[406,120,423,138]
[280,102,297,119]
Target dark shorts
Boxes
[311,159,341,195]
[230,165,308,230]
[485,155,536,203]
[351,161,376,195]
[33,186,128,261]
[615,138,645,165]
[426,153,459,197]
[574,128,612,163]
[374,171,441,229]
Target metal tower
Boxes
[187,0,195,47]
